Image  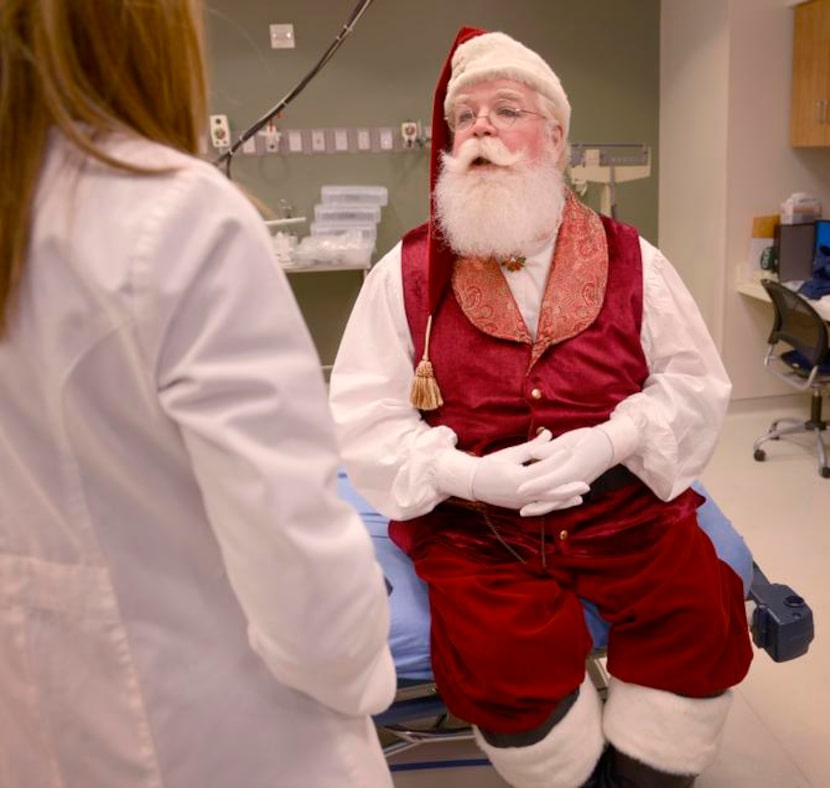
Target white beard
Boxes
[434,136,566,259]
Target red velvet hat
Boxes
[409,27,487,411]
[425,25,487,314]
[425,26,571,312]
[408,27,486,410]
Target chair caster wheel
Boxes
[821,467,830,479]
[754,449,766,462]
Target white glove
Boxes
[517,426,615,517]
[435,430,586,511]
[470,431,588,510]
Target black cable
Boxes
[214,0,376,179]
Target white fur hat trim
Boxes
[444,32,571,136]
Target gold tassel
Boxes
[410,314,443,410]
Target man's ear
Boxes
[549,123,566,166]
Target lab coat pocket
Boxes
[0,556,162,788]
[0,605,62,787]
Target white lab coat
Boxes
[0,132,395,787]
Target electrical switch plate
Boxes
[209,114,231,149]
[310,129,326,153]
[269,23,295,49]
[379,127,394,151]
[356,128,371,151]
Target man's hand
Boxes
[517,427,615,517]
[470,431,588,510]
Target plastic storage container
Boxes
[294,233,373,267]
[321,185,388,207]
[310,221,377,246]
[314,203,381,224]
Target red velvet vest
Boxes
[392,197,700,553]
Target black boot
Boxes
[605,746,696,787]
[580,747,615,787]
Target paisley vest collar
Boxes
[450,190,608,367]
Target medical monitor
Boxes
[775,223,816,285]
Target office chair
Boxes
[752,279,830,478]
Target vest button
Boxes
[559,530,569,541]
[530,388,543,400]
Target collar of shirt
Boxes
[501,234,557,340]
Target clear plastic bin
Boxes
[294,233,373,267]
[310,222,377,245]
[321,185,388,207]
[314,203,381,224]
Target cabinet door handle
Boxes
[818,99,828,124]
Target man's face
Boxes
[448,78,562,165]
[435,77,567,260]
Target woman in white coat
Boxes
[0,1,395,786]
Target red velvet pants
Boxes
[392,504,753,734]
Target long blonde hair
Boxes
[0,0,208,336]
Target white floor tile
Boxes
[699,399,830,787]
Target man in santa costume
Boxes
[329,26,752,788]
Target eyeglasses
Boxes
[446,105,547,132]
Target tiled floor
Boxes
[388,398,830,787]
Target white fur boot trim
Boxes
[603,677,733,776]
[473,676,604,788]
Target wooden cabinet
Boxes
[791,0,830,146]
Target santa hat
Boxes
[411,27,569,410]
[424,27,570,315]
[444,32,571,139]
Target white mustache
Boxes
[441,137,526,174]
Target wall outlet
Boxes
[209,114,230,149]
[401,121,418,148]
[286,130,303,153]
[270,23,295,49]
[378,127,394,151]
[260,121,280,153]
[356,128,371,151]
[310,129,326,153]
[333,128,350,153]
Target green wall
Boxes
[205,0,661,366]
